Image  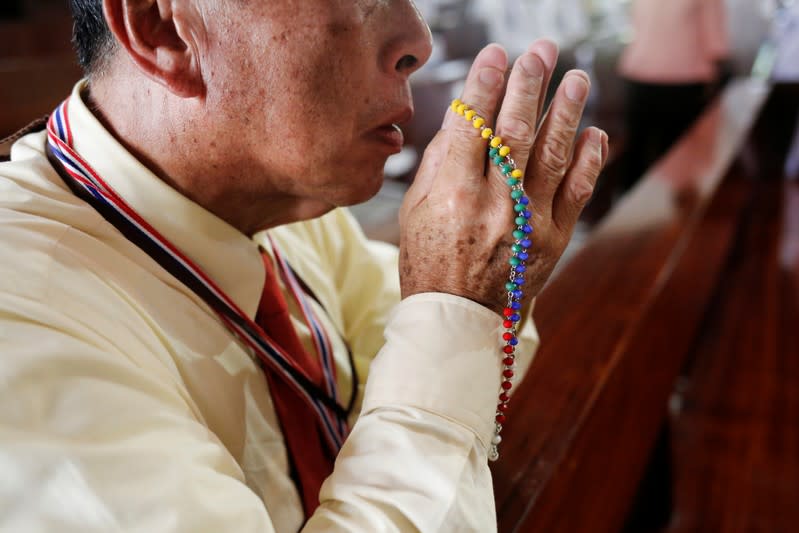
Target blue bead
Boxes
[511,301,522,310]
[515,277,524,285]
[509,337,519,346]
[518,252,529,261]
[523,210,531,219]
[510,313,521,322]
[516,265,527,273]
[520,197,529,205]
[512,290,522,298]
[521,239,532,248]
[522,225,533,234]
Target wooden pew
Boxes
[0,2,72,60]
[0,2,80,139]
[0,56,82,139]
[662,84,799,532]
[491,78,771,533]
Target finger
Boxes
[552,127,607,233]
[401,128,449,223]
[490,50,547,188]
[447,44,507,175]
[526,70,590,216]
[527,39,559,124]
[442,100,455,131]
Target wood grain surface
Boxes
[661,86,799,532]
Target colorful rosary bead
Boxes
[450,98,535,462]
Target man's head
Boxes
[70,0,115,75]
[73,1,432,233]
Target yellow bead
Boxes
[511,169,523,178]
[464,109,476,121]
[499,146,511,157]
[473,117,485,128]
[490,136,502,148]
[481,128,493,139]
[456,104,467,115]
[451,99,462,112]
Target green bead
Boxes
[501,164,512,174]
[513,230,525,240]
[515,216,526,225]
[506,178,519,186]
[505,281,518,291]
[514,203,525,213]
[493,155,504,165]
[489,147,499,158]
[509,256,521,266]
[511,244,522,253]
[511,190,524,200]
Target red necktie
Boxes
[256,252,337,517]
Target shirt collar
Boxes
[66,80,265,318]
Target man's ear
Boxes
[103,0,206,98]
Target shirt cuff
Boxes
[361,293,504,450]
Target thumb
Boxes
[400,128,449,222]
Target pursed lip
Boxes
[366,106,414,152]
[369,124,404,152]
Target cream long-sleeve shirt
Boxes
[0,82,539,533]
[618,0,730,84]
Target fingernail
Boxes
[600,131,609,166]
[565,75,588,103]
[519,53,544,78]
[479,68,503,88]
[528,39,558,71]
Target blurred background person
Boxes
[617,0,730,193]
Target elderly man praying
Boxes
[0,0,607,531]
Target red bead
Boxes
[501,381,513,390]
[496,414,507,424]
[502,332,513,341]
[503,369,515,378]
[503,320,514,329]
[499,392,509,402]
[503,345,514,354]
[503,356,514,366]
[498,402,509,412]
[503,307,513,317]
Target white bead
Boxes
[492,434,502,445]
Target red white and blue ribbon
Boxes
[271,241,347,436]
[45,99,348,451]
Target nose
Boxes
[380,1,433,78]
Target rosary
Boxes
[449,99,532,462]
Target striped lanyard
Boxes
[45,99,349,450]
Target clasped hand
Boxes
[399,40,609,314]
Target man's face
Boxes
[202,0,432,210]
